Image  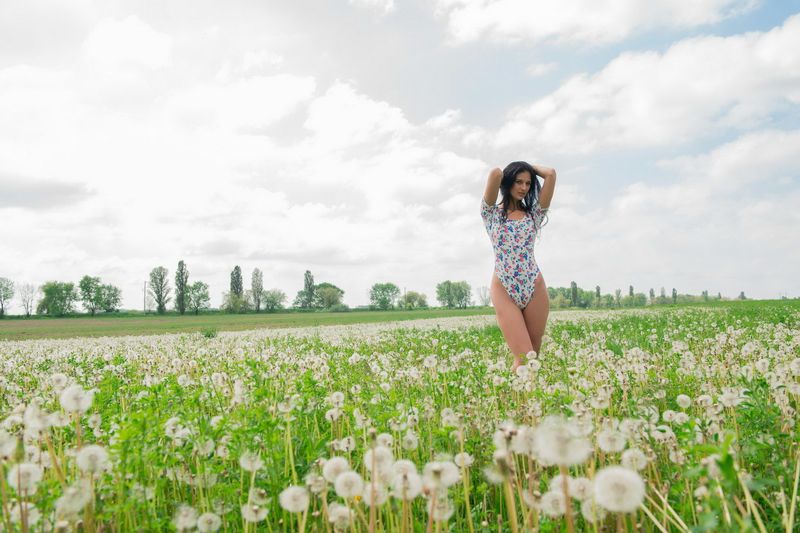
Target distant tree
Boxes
[702,290,709,302]
[222,290,252,313]
[100,284,122,312]
[400,291,427,309]
[476,286,490,306]
[672,288,677,304]
[19,283,37,317]
[649,288,655,302]
[187,281,210,315]
[303,270,315,308]
[570,281,578,306]
[0,277,14,318]
[629,285,634,297]
[149,266,171,314]
[595,286,601,300]
[451,281,472,308]
[614,289,621,307]
[175,260,189,315]
[436,280,455,308]
[738,291,746,300]
[370,282,401,310]
[263,289,287,312]
[251,268,264,312]
[36,281,78,316]
[230,266,243,297]
[315,282,344,308]
[717,292,722,300]
[79,275,102,316]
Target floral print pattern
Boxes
[480,197,549,309]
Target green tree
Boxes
[315,282,344,308]
[251,268,264,312]
[370,282,400,310]
[100,284,122,312]
[36,281,78,316]
[672,288,677,304]
[187,281,210,315]
[149,266,171,314]
[79,275,102,316]
[451,281,472,308]
[436,281,455,308]
[595,285,601,300]
[400,291,427,309]
[175,260,189,315]
[230,266,243,297]
[303,270,315,308]
[0,277,14,318]
[629,285,634,297]
[649,288,655,302]
[263,289,287,312]
[570,281,578,306]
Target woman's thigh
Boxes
[490,272,533,355]
[522,273,549,341]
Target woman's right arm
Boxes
[483,167,502,205]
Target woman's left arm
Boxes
[531,164,556,209]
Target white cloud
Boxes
[432,0,759,46]
[82,16,173,70]
[526,62,556,77]
[493,13,800,153]
[348,0,396,15]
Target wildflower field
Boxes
[1,301,799,532]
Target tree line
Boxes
[0,271,762,318]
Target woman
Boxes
[481,162,556,372]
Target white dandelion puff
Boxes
[539,490,567,517]
[7,463,43,493]
[593,466,645,513]
[196,512,222,532]
[279,485,310,513]
[173,504,198,531]
[60,384,94,413]
[76,445,109,474]
[364,445,394,475]
[322,456,351,482]
[241,503,269,522]
[391,471,422,500]
[621,448,649,471]
[239,451,264,472]
[334,471,364,498]
[597,428,627,453]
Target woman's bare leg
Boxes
[522,273,549,355]
[490,272,534,371]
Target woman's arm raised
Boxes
[483,167,503,205]
[531,164,556,209]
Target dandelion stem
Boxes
[639,504,669,533]
[503,477,520,533]
[559,464,575,533]
[738,471,767,533]
[788,445,800,533]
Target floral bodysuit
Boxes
[481,197,549,309]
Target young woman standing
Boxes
[480,162,556,372]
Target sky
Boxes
[1,0,799,312]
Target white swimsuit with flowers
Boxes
[480,197,548,309]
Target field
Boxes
[0,308,498,342]
[0,300,799,532]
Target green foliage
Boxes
[186,281,210,315]
[369,282,401,310]
[251,268,264,312]
[0,276,14,317]
[36,280,78,316]
[174,260,189,315]
[230,265,243,297]
[435,280,472,308]
[148,266,171,314]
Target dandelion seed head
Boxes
[322,456,351,482]
[593,465,645,513]
[7,463,43,493]
[279,485,309,513]
[196,512,222,532]
[538,490,567,517]
[334,470,364,498]
[59,384,93,413]
[76,444,109,474]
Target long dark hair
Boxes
[498,161,542,224]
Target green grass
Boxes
[0,307,497,341]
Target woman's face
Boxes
[510,171,532,202]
